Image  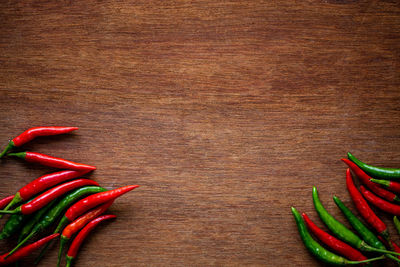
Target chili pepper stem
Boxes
[347,255,385,264]
[361,242,400,256]
[66,256,73,267]
[0,193,22,219]
[0,208,20,214]
[57,237,69,267]
[0,140,15,158]
[7,152,26,159]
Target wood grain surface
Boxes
[0,1,400,266]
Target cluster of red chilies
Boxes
[0,127,139,266]
[292,152,400,266]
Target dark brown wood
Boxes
[0,1,400,266]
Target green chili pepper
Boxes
[291,207,385,265]
[348,152,400,180]
[0,213,29,240]
[312,187,400,256]
[332,195,400,263]
[7,186,107,258]
[18,199,58,243]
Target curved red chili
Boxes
[342,158,400,203]
[65,185,138,221]
[0,195,14,210]
[360,185,400,215]
[0,233,59,265]
[345,168,388,238]
[0,127,78,158]
[0,170,89,217]
[66,215,116,267]
[57,201,113,267]
[7,151,96,171]
[0,179,99,215]
[302,213,367,261]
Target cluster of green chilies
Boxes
[292,152,400,266]
[0,127,139,266]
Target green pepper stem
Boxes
[0,193,22,220]
[348,255,385,264]
[386,254,400,263]
[0,141,15,158]
[57,237,69,267]
[362,243,400,256]
[0,209,19,214]
[66,256,73,267]
[7,152,26,159]
[370,178,390,187]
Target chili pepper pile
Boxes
[292,152,400,266]
[0,127,139,266]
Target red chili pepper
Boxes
[65,215,116,267]
[345,168,389,239]
[0,233,59,265]
[65,185,138,222]
[342,158,400,203]
[56,185,139,232]
[0,195,14,210]
[7,151,96,171]
[302,212,367,261]
[57,201,114,267]
[0,127,78,158]
[0,179,99,215]
[360,185,400,215]
[0,170,89,218]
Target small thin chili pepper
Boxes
[0,195,14,209]
[291,207,385,265]
[394,216,400,236]
[302,212,368,261]
[348,152,400,180]
[56,185,139,234]
[0,211,29,240]
[345,168,390,240]
[0,170,90,219]
[312,186,398,255]
[0,170,89,222]
[65,215,116,267]
[57,200,114,267]
[7,151,96,171]
[7,186,107,257]
[333,195,386,251]
[360,185,400,215]
[342,158,400,203]
[0,233,59,265]
[370,178,400,194]
[0,126,78,158]
[0,179,99,215]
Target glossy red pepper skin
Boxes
[302,213,367,261]
[57,201,113,267]
[360,185,400,215]
[0,195,14,209]
[66,215,116,267]
[7,151,96,171]
[0,127,78,158]
[12,127,78,146]
[342,158,400,203]
[0,179,99,215]
[65,185,138,222]
[1,170,90,216]
[345,169,389,238]
[0,233,59,265]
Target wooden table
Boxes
[0,1,399,266]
